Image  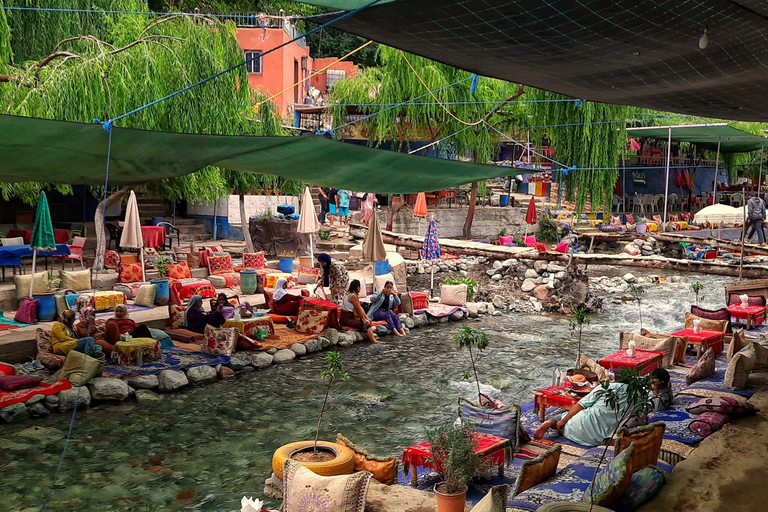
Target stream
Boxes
[1,269,732,511]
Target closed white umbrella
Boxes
[297,186,320,265]
[120,191,146,282]
[692,204,741,226]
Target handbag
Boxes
[15,297,38,324]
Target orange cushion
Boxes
[208,255,235,275]
[166,261,192,279]
[118,262,144,283]
[336,436,397,485]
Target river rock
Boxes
[89,378,131,401]
[555,271,567,279]
[492,310,503,316]
[491,274,502,281]
[26,394,45,406]
[337,333,356,347]
[486,269,497,277]
[533,285,551,300]
[534,260,548,272]
[623,273,636,283]
[404,316,415,329]
[486,304,496,315]
[127,374,159,390]
[227,355,250,371]
[372,325,387,336]
[492,295,506,309]
[502,258,517,268]
[671,276,685,283]
[476,302,487,314]
[266,347,278,355]
[0,403,29,423]
[524,268,539,279]
[547,264,566,272]
[324,328,340,345]
[492,260,503,270]
[450,310,465,321]
[438,316,450,323]
[305,338,320,353]
[27,402,50,418]
[521,278,537,292]
[44,395,59,411]
[187,365,217,385]
[158,370,188,392]
[135,389,161,402]
[58,387,91,411]
[466,302,479,318]
[218,366,235,379]
[252,352,274,369]
[273,349,296,363]
[290,343,307,356]
[530,297,543,312]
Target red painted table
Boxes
[726,304,767,329]
[599,349,663,375]
[140,226,166,248]
[402,432,510,487]
[534,385,580,422]
[671,329,724,358]
[7,228,70,244]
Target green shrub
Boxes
[537,216,558,242]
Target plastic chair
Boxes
[667,193,678,213]
[730,192,744,208]
[633,193,645,216]
[105,223,122,250]
[1,236,24,246]
[157,222,181,250]
[53,236,86,270]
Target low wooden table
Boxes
[402,432,510,487]
[726,304,767,329]
[534,385,580,422]
[599,349,663,375]
[224,316,275,337]
[671,329,724,358]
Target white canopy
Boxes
[692,204,743,226]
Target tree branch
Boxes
[0,74,34,88]
[484,84,525,122]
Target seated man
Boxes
[649,368,673,411]
[534,368,636,446]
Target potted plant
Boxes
[691,281,704,306]
[454,325,489,402]
[271,352,355,479]
[513,236,526,247]
[568,306,594,379]
[627,283,645,332]
[426,423,484,512]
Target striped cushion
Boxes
[458,397,521,451]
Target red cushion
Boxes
[119,262,144,283]
[166,262,192,279]
[0,375,42,391]
[209,255,235,274]
[728,293,766,307]
[243,251,266,269]
[0,363,15,376]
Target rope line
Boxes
[108,0,382,126]
[407,124,476,154]
[483,121,570,169]
[253,40,373,110]
[398,50,483,127]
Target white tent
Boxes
[692,204,742,226]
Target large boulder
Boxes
[88,378,131,401]
[304,338,320,353]
[27,402,50,418]
[127,374,159,390]
[186,365,217,385]
[273,349,296,364]
[290,343,307,356]
[157,370,188,392]
[623,273,637,283]
[135,389,161,403]
[252,352,274,368]
[404,316,415,329]
[227,354,251,371]
[413,313,428,327]
[337,333,356,347]
[492,295,506,309]
[58,387,91,411]
[466,302,479,318]
[450,310,465,321]
[0,403,29,423]
[317,336,332,350]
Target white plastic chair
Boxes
[1,236,24,246]
[730,192,745,208]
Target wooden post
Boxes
[740,185,747,281]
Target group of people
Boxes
[317,187,379,228]
[534,368,672,446]
[51,304,151,357]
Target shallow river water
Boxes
[2,269,731,511]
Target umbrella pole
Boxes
[712,139,721,204]
[430,265,435,298]
[29,250,38,299]
[759,147,764,197]
[140,247,146,282]
[662,127,672,230]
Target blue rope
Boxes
[109,0,382,125]
[0,5,341,21]
[39,124,114,512]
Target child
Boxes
[649,368,673,411]
[337,189,351,226]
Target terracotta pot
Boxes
[434,483,467,512]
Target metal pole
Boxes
[758,147,764,198]
[712,139,721,204]
[740,185,747,281]
[622,150,626,213]
[212,200,218,241]
[662,127,672,229]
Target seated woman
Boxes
[211,293,236,320]
[317,253,349,305]
[74,306,117,355]
[51,310,102,356]
[368,281,406,337]
[183,295,226,334]
[105,304,152,344]
[339,280,378,344]
[271,277,304,316]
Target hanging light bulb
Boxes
[699,27,709,49]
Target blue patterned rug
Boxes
[103,348,230,376]
[647,396,703,445]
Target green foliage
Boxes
[425,423,483,494]
[477,180,488,198]
[536,216,558,242]
[442,277,477,301]
[627,283,646,331]
[512,236,525,246]
[315,351,348,454]
[691,281,704,306]
[319,230,331,241]
[569,306,590,369]
[454,325,489,402]
[155,256,172,277]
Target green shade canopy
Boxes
[626,124,768,153]
[0,114,520,193]
[30,191,56,252]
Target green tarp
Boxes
[626,124,768,153]
[0,114,520,193]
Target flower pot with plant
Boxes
[271,352,355,479]
[455,325,489,402]
[426,423,484,512]
[567,306,595,380]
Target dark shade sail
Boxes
[302,0,768,121]
[0,114,521,193]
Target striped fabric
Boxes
[457,397,521,451]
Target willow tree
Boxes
[0,0,288,264]
[329,45,526,238]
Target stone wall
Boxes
[379,206,542,239]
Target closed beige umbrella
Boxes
[120,190,146,282]
[362,212,386,291]
[297,186,320,265]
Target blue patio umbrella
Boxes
[421,216,441,296]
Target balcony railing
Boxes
[217,12,306,49]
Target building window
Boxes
[245,51,262,74]
[326,69,346,89]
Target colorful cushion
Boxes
[295,308,330,334]
[59,350,103,387]
[440,283,467,307]
[208,254,235,274]
[282,459,372,512]
[581,443,635,506]
[688,411,730,437]
[134,284,157,307]
[621,466,665,508]
[298,265,322,285]
[0,375,42,391]
[411,292,429,310]
[104,250,121,269]
[684,312,728,333]
[168,304,185,329]
[726,344,757,389]
[499,235,514,246]
[512,445,561,496]
[685,347,716,385]
[242,251,266,269]
[202,325,237,356]
[685,396,760,416]
[374,272,397,293]
[166,262,192,279]
[336,434,398,485]
[13,271,50,300]
[265,273,293,289]
[60,269,92,291]
[470,484,509,512]
[399,292,414,315]
[691,305,733,333]
[728,292,766,307]
[620,332,676,368]
[614,422,665,475]
[118,262,144,284]
[458,397,521,451]
[0,363,15,376]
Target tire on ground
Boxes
[272,441,355,480]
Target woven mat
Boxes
[258,325,320,351]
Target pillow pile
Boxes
[685,347,716,385]
[686,396,759,437]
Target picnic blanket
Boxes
[259,324,320,351]
[0,311,29,329]
[646,395,703,445]
[0,380,72,408]
[424,303,467,318]
[102,348,229,377]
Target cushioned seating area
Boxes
[614,422,665,475]
[691,305,733,334]
[725,340,768,389]
[619,332,679,368]
[640,329,688,364]
[458,397,522,451]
